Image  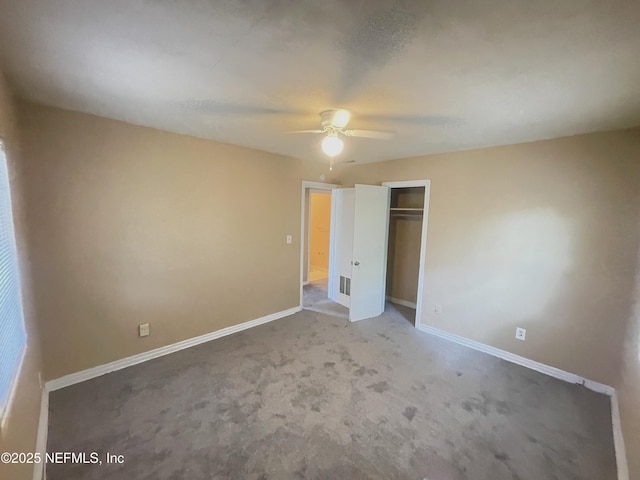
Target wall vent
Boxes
[339,276,351,296]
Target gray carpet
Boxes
[303,278,349,319]
[47,307,616,479]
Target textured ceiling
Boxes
[0,0,639,164]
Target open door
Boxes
[329,184,390,320]
[349,184,390,321]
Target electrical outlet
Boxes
[286,234,292,244]
[139,323,150,337]
[515,327,526,341]
[434,304,442,314]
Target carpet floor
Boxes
[47,307,616,479]
[302,278,349,319]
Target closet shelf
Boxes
[389,207,423,211]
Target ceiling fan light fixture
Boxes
[321,134,344,157]
[332,109,351,128]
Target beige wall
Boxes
[340,128,640,477]
[387,215,422,304]
[309,192,331,271]
[17,102,338,381]
[0,75,43,480]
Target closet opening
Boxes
[385,186,425,326]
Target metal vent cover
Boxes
[339,276,351,296]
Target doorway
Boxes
[299,182,347,318]
[300,180,430,326]
[308,190,331,282]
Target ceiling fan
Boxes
[179,100,460,168]
[288,109,394,162]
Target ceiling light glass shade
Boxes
[321,135,344,157]
[332,109,351,128]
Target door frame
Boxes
[382,180,431,328]
[300,181,340,309]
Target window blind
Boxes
[0,141,26,417]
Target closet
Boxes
[328,182,428,323]
[386,187,425,316]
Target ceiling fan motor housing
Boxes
[320,110,337,129]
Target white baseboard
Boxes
[46,306,302,392]
[610,391,629,480]
[386,296,417,309]
[32,385,49,480]
[309,266,328,274]
[417,323,613,392]
[416,322,627,479]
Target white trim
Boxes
[611,391,629,480]
[416,323,628,480]
[301,181,341,190]
[305,192,313,285]
[0,343,26,430]
[328,188,340,304]
[308,266,329,283]
[382,180,431,330]
[32,385,49,480]
[382,180,430,189]
[46,306,301,391]
[583,378,616,396]
[1,141,30,430]
[386,296,417,309]
[309,266,329,274]
[299,181,340,310]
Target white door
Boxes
[329,188,355,307]
[350,184,390,321]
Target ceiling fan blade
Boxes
[285,130,325,134]
[360,114,463,126]
[344,129,395,139]
[180,100,308,116]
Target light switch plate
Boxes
[286,235,292,244]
